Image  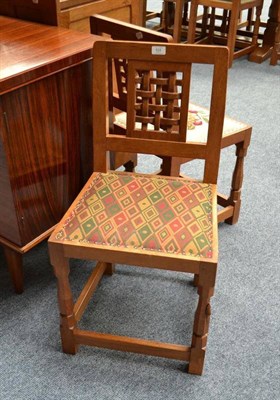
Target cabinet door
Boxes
[0,107,22,245]
[0,61,92,247]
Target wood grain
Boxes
[0,16,101,94]
[0,17,99,292]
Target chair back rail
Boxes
[90,14,173,43]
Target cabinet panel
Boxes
[0,61,92,246]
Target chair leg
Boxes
[208,7,216,43]
[123,160,136,172]
[251,5,262,48]
[188,262,216,375]
[187,0,198,43]
[193,273,199,287]
[201,6,209,38]
[221,10,228,34]
[227,5,240,67]
[246,8,254,32]
[172,0,184,42]
[225,141,248,225]
[104,263,115,275]
[50,245,78,355]
[3,246,24,294]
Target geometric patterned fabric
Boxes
[55,172,214,259]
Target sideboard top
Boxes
[0,16,99,94]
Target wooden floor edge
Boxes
[74,329,190,361]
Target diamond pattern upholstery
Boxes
[55,172,214,258]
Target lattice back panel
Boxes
[115,60,191,142]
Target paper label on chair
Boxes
[152,46,166,55]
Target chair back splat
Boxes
[93,41,228,184]
[48,41,229,375]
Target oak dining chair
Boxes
[187,0,264,67]
[48,40,229,375]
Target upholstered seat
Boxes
[115,103,249,144]
[54,171,214,258]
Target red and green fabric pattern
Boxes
[55,172,214,258]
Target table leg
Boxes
[249,0,279,63]
[3,246,24,294]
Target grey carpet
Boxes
[0,2,279,399]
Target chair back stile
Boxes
[92,41,228,184]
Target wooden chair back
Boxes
[90,15,173,113]
[90,14,173,43]
[92,41,228,184]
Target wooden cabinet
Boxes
[0,64,92,246]
[0,0,59,25]
[0,17,98,292]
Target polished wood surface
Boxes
[49,41,229,375]
[58,0,144,32]
[0,17,99,292]
[0,0,59,26]
[0,16,98,93]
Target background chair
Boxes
[91,15,252,225]
[142,0,162,28]
[90,14,173,172]
[161,0,190,42]
[116,102,252,225]
[187,0,264,67]
[144,0,205,43]
[48,40,229,375]
[161,0,210,43]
